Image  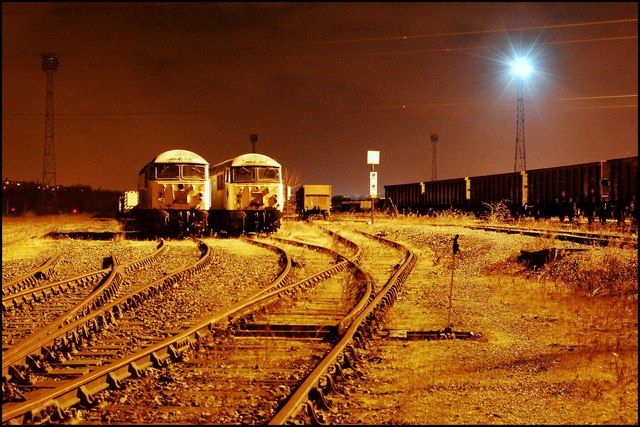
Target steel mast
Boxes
[41,53,59,213]
[431,133,438,181]
[514,77,526,172]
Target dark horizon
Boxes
[3,2,637,196]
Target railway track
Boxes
[467,224,637,249]
[2,239,213,423]
[2,253,62,297]
[267,225,416,424]
[3,217,637,424]
[1,222,421,425]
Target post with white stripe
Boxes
[367,150,380,224]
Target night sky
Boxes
[2,2,638,197]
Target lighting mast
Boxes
[430,133,438,181]
[512,58,531,172]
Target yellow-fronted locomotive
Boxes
[118,149,210,237]
[208,153,284,235]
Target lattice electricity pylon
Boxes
[41,53,59,213]
[514,77,526,172]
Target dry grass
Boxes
[538,247,639,298]
[368,210,638,300]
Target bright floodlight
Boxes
[511,58,532,78]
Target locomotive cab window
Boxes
[182,165,206,180]
[155,164,180,180]
[257,167,280,182]
[232,167,254,183]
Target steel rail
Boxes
[467,224,638,249]
[2,253,62,297]
[3,240,168,313]
[268,230,416,425]
[271,230,363,266]
[1,236,368,424]
[221,242,360,329]
[2,269,109,312]
[2,240,168,381]
[2,239,212,424]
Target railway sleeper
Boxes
[381,329,481,340]
[309,386,332,411]
[304,361,362,424]
[231,323,339,340]
[25,400,65,424]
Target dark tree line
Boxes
[2,180,120,217]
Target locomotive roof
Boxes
[213,153,281,168]
[152,149,208,165]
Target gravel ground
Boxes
[323,217,638,425]
[2,214,637,424]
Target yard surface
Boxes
[2,214,637,424]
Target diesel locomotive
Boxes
[118,150,284,237]
[384,156,637,223]
[118,149,210,237]
[208,153,284,235]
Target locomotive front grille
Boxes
[174,190,188,204]
[236,185,280,210]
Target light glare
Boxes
[512,58,532,78]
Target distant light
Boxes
[511,58,532,78]
[72,208,78,214]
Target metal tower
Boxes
[430,133,438,181]
[514,78,526,172]
[41,53,59,213]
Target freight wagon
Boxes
[384,178,469,215]
[296,184,332,219]
[469,172,526,217]
[384,156,637,223]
